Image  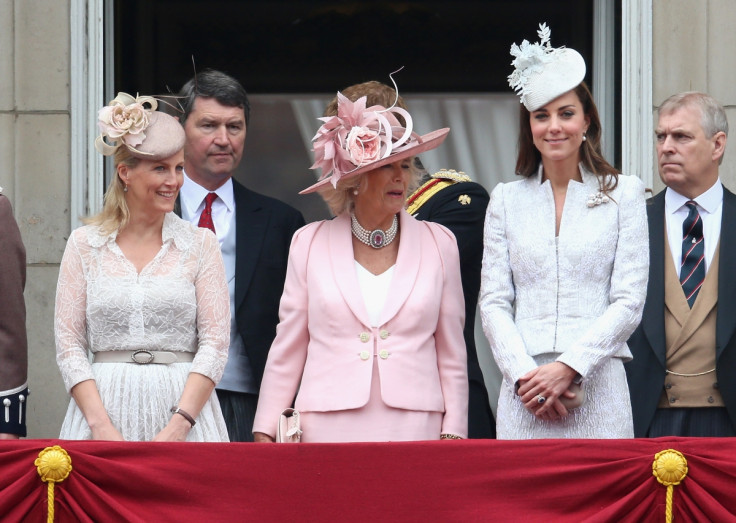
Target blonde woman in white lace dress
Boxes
[55,94,230,442]
[480,25,648,439]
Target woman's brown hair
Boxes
[515,82,619,194]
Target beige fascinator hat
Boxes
[508,23,586,112]
[94,93,185,161]
[301,91,449,194]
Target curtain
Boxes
[4,438,736,522]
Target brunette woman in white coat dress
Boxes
[253,89,468,443]
[479,24,648,439]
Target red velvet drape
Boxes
[2,438,735,522]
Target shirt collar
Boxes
[665,178,723,215]
[90,212,189,250]
[181,172,235,215]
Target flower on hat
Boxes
[345,126,381,166]
[95,93,158,156]
[507,23,557,99]
[310,92,415,189]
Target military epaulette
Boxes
[406,169,472,215]
[431,169,472,183]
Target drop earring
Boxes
[353,185,359,196]
[124,184,128,192]
[582,132,587,142]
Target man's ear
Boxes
[712,131,727,163]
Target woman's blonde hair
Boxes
[317,159,422,216]
[85,146,138,234]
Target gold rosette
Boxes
[652,449,688,523]
[35,446,73,523]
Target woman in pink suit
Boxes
[253,89,468,442]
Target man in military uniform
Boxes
[407,165,494,438]
[0,188,28,439]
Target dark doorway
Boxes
[113,1,603,221]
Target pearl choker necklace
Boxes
[350,213,398,249]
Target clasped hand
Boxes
[516,362,578,420]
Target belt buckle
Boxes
[131,350,155,364]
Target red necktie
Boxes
[198,192,218,234]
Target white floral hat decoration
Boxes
[508,23,586,111]
[301,86,449,195]
[94,92,185,160]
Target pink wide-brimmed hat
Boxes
[94,92,185,161]
[300,92,449,194]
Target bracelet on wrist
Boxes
[440,433,462,440]
[170,406,196,427]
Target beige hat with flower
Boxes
[94,93,185,160]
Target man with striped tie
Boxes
[627,92,734,437]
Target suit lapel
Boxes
[329,213,371,327]
[642,192,668,368]
[717,187,736,359]
[379,211,420,325]
[233,180,270,310]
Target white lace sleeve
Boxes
[479,183,539,385]
[189,229,230,384]
[55,230,94,392]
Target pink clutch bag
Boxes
[276,408,302,443]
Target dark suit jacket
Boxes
[412,179,495,438]
[177,180,305,389]
[626,187,736,436]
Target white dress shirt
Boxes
[180,172,234,243]
[180,171,257,394]
[665,179,723,275]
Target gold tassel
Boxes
[652,449,688,523]
[35,446,73,523]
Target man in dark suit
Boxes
[177,70,305,441]
[0,190,28,439]
[626,91,734,437]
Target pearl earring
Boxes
[353,185,359,196]
[582,133,587,142]
[124,184,128,192]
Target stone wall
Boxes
[1,0,71,438]
[652,0,736,192]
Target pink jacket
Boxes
[253,210,468,438]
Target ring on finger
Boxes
[535,394,546,404]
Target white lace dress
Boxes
[55,213,231,441]
[480,166,648,439]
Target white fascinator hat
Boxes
[507,23,586,111]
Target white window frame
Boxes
[622,0,654,186]
[70,0,653,228]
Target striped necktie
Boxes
[198,192,218,234]
[679,201,705,307]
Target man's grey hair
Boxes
[658,91,728,138]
